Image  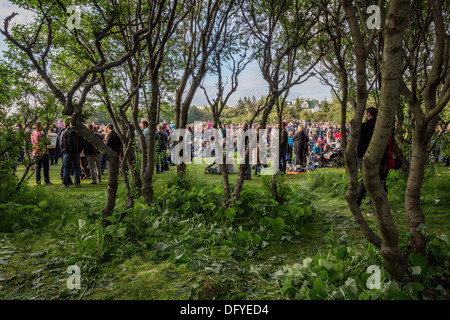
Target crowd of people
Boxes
[10,110,434,214]
[12,119,123,187]
[199,120,345,177]
[7,118,348,187]
[3,107,447,221]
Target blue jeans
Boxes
[63,153,81,186]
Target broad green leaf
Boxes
[38,200,47,208]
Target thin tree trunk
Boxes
[340,76,348,150]
[73,120,118,224]
[340,0,382,250]
[363,0,410,281]
[405,124,428,255]
[405,0,450,256]
[142,74,159,206]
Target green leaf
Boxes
[313,278,326,295]
[345,278,359,295]
[106,215,118,224]
[272,217,285,236]
[408,252,427,271]
[318,259,335,271]
[235,230,252,244]
[405,282,424,292]
[225,208,236,222]
[155,242,169,251]
[319,270,329,281]
[38,200,48,208]
[115,227,127,238]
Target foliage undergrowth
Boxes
[1,168,449,300]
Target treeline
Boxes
[189,97,342,125]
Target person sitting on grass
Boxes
[312,141,323,155]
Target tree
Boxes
[400,0,450,255]
[362,0,411,280]
[314,1,356,149]
[137,0,194,205]
[199,8,254,208]
[0,0,150,223]
[238,0,325,205]
[339,0,384,255]
[0,61,61,195]
[172,0,237,179]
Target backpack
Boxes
[64,128,84,154]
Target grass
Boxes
[1,160,449,300]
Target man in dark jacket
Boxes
[279,121,289,173]
[106,123,123,158]
[155,123,169,173]
[60,119,84,188]
[106,123,123,176]
[84,124,103,184]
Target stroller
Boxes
[310,147,344,168]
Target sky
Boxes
[0,0,332,107]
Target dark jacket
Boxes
[155,130,168,152]
[106,130,123,156]
[61,127,84,154]
[357,118,376,159]
[293,130,308,166]
[280,128,289,150]
[84,132,102,156]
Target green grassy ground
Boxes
[1,161,448,300]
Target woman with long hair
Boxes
[293,125,308,167]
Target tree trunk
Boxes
[362,0,410,281]
[120,133,135,210]
[73,119,118,224]
[405,123,428,255]
[339,76,348,150]
[405,0,450,256]
[340,0,382,250]
[142,74,159,206]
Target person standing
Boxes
[287,132,294,165]
[186,126,194,162]
[279,121,289,174]
[60,119,84,188]
[155,123,168,173]
[84,124,103,184]
[310,124,319,140]
[47,126,58,165]
[252,125,262,176]
[31,122,53,186]
[105,123,123,172]
[141,119,149,145]
[57,122,68,182]
[293,124,308,168]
